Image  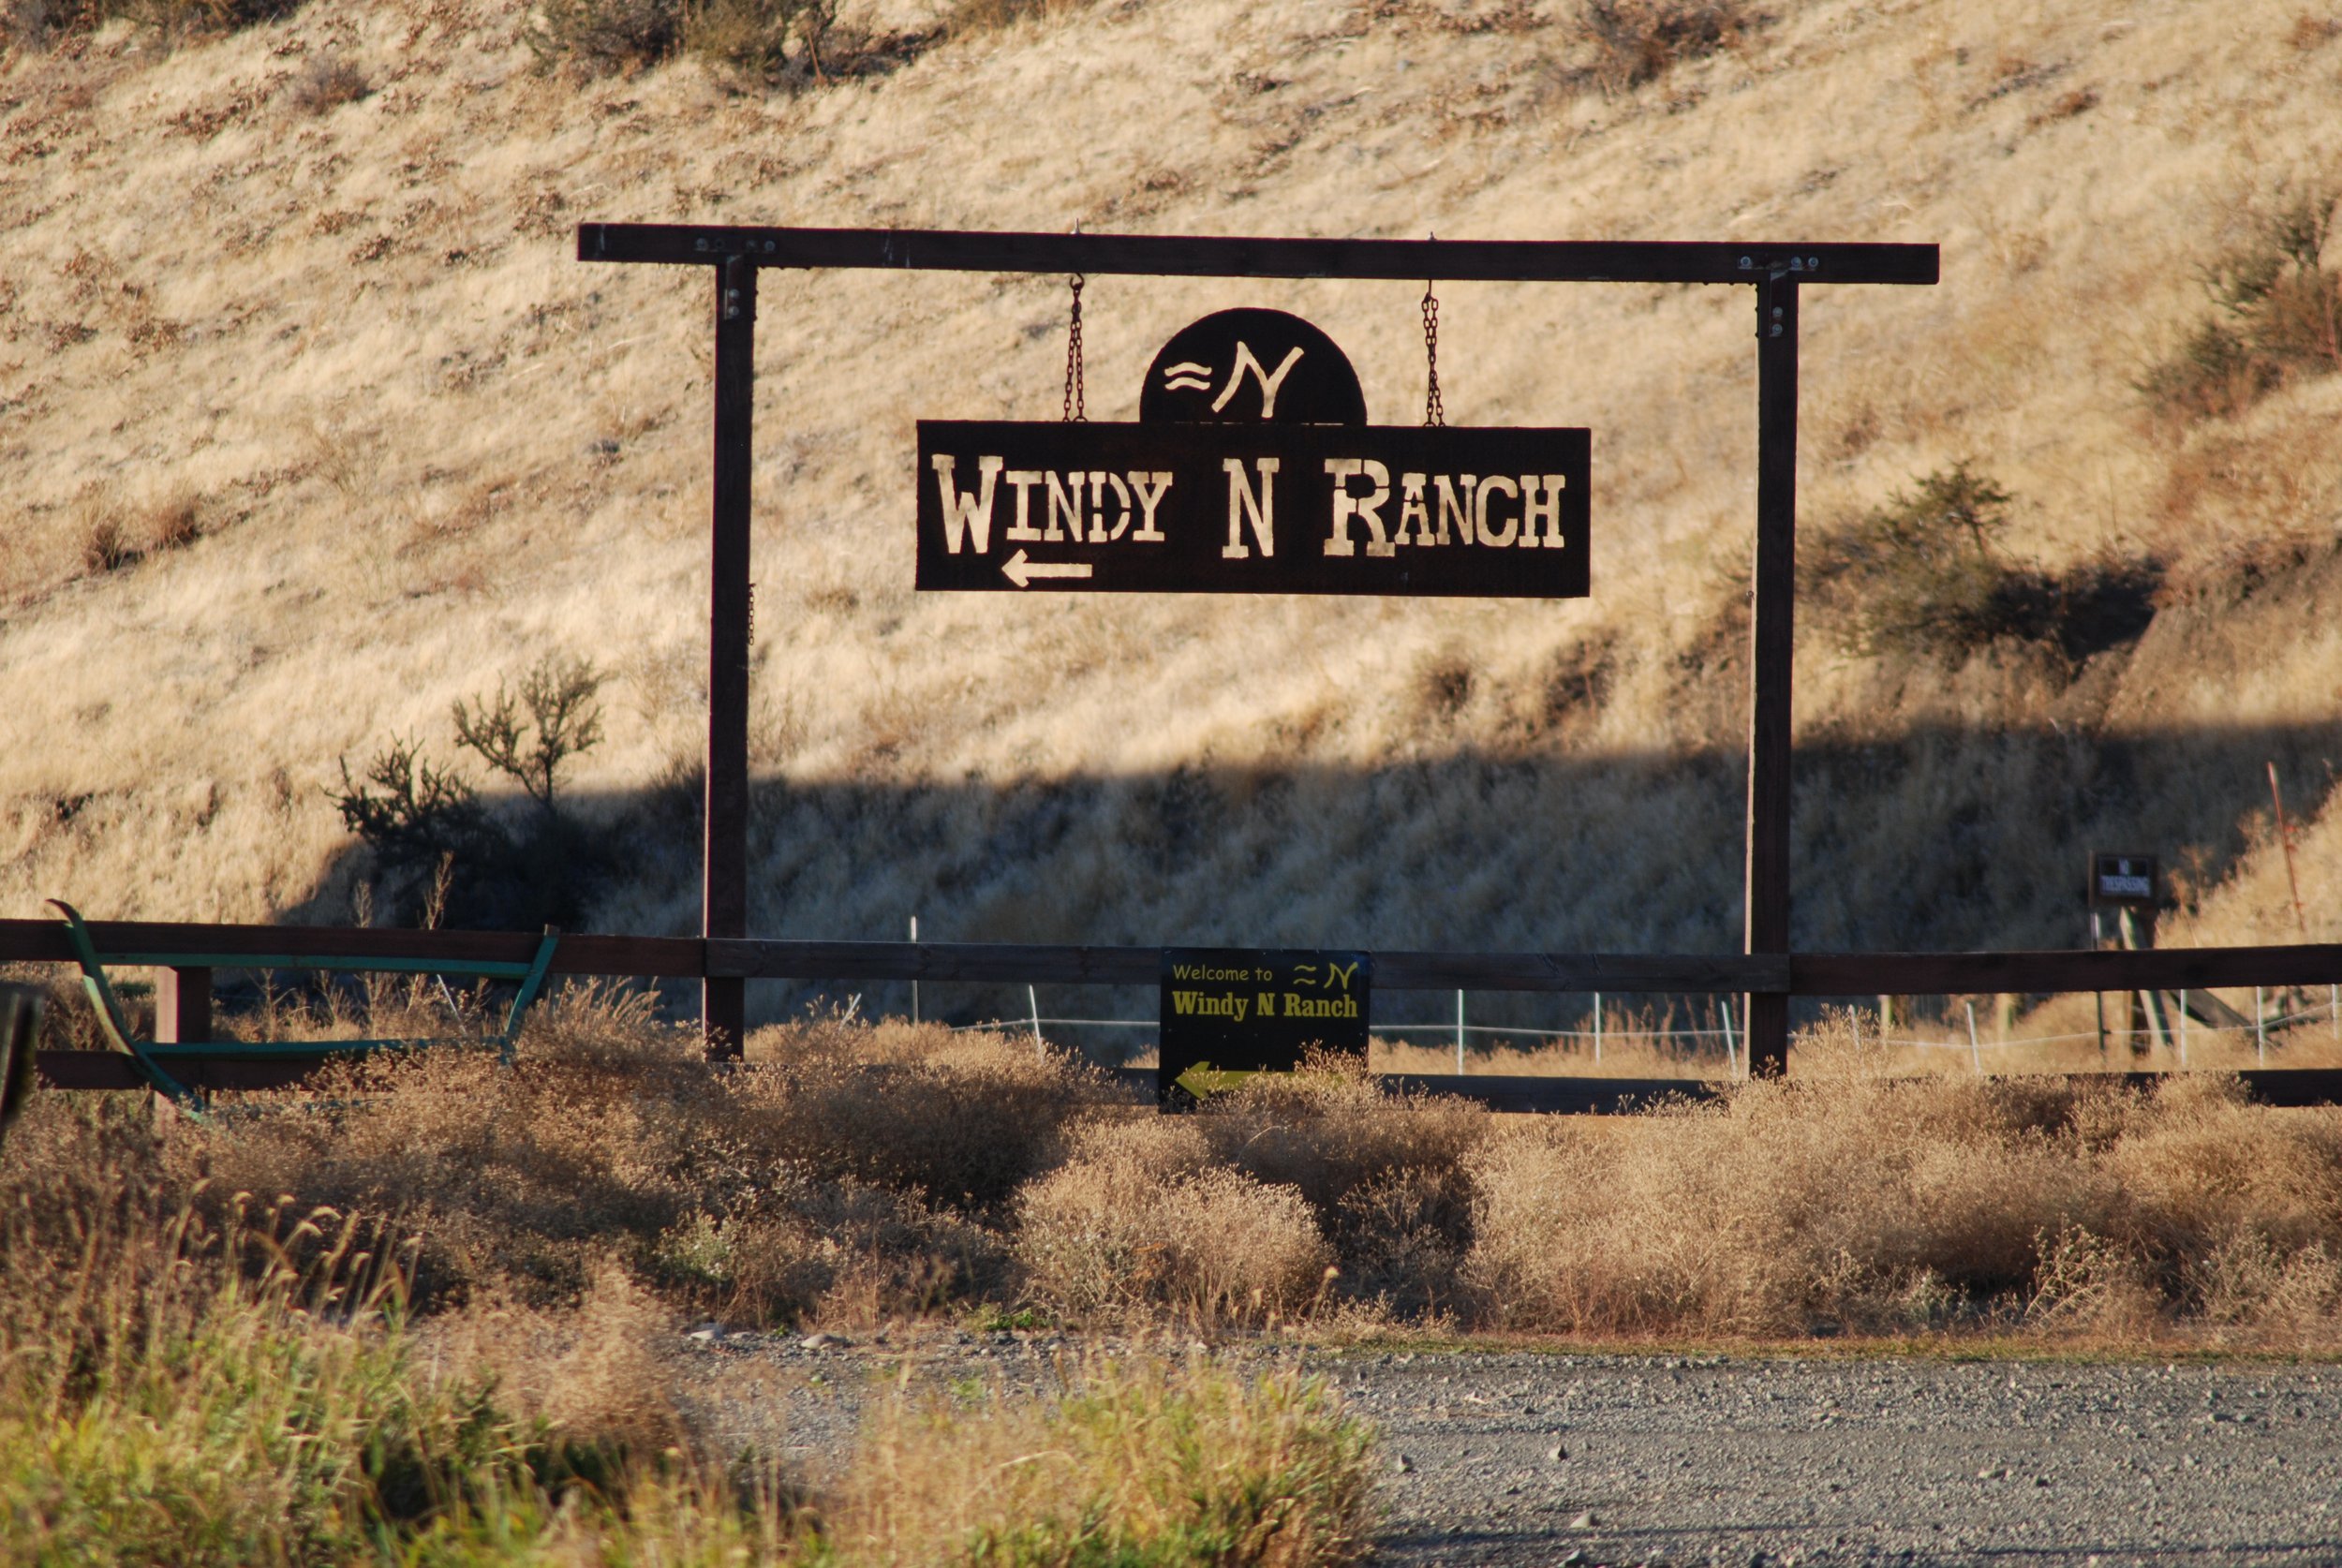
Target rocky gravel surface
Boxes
[678,1331,2342,1566]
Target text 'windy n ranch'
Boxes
[914,422,1590,599]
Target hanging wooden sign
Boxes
[915,309,1590,599]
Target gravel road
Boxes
[681,1334,2342,1566]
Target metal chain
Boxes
[1421,275,1445,427]
[1062,274,1087,422]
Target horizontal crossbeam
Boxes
[576,224,1940,287]
[7,920,2341,995]
[0,920,688,976]
[81,952,541,978]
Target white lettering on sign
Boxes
[1210,342,1306,417]
[1437,475,1476,545]
[1223,457,1279,559]
[1002,469,1044,540]
[2100,875,2152,897]
[1396,474,1432,547]
[1128,471,1173,541]
[920,424,1586,599]
[1521,474,1568,549]
[939,461,1176,551]
[1045,471,1083,543]
[1088,472,1130,542]
[930,454,1004,555]
[1337,471,1565,552]
[1475,474,1520,547]
[1322,458,1395,557]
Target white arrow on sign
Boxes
[1001,549,1094,588]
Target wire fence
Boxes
[1877,988,2342,1072]
[897,912,2342,1081]
[932,983,2342,1081]
[940,986,1758,1074]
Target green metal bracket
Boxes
[497,930,561,1065]
[50,899,201,1111]
[44,903,564,1106]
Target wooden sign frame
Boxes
[576,224,1940,1066]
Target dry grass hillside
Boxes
[5,0,2342,1028]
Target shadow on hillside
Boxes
[288,717,2342,1029]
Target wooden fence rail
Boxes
[13,918,2342,1108]
[8,919,2342,995]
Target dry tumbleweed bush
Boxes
[1467,1029,2342,1343]
[189,992,1101,1323]
[1016,1117,1336,1329]
[18,1001,2342,1345]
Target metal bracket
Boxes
[721,255,754,322]
[1759,268,1797,338]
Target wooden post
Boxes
[704,256,757,1059]
[155,966,211,1043]
[2120,906,2170,1058]
[2091,909,2108,1060]
[1742,270,1799,1078]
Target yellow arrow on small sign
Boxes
[1173,1062,1257,1099]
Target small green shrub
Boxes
[1579,0,1754,93]
[527,0,684,75]
[2143,189,2342,421]
[330,653,609,928]
[287,50,369,114]
[4,0,296,51]
[451,653,607,813]
[689,0,837,81]
[528,0,840,86]
[1806,465,2163,666]
[942,0,1065,38]
[1803,462,2016,660]
[80,516,134,574]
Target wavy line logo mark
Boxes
[1156,344,1307,411]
